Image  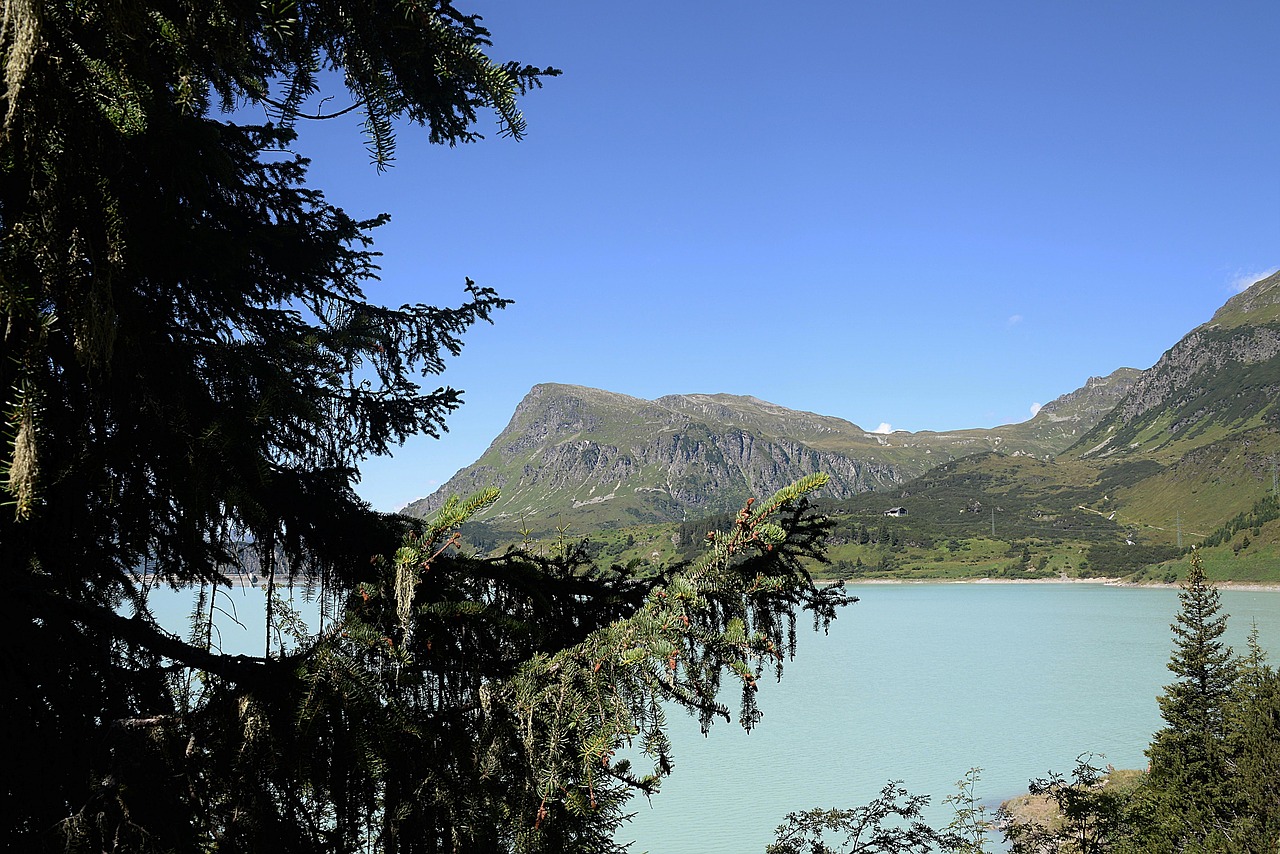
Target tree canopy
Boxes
[1,4,852,851]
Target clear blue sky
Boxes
[276,1,1280,512]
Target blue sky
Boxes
[277,2,1280,511]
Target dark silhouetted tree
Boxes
[1,8,851,851]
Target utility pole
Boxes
[1176,510,1182,550]
[991,507,996,538]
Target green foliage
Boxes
[0,3,574,851]
[1130,552,1238,849]
[677,508,741,559]
[1199,493,1280,550]
[17,465,846,854]
[766,769,1002,854]
[1225,630,1280,851]
[766,782,955,854]
[275,480,845,852]
[1082,543,1180,578]
[941,768,995,854]
[1094,459,1165,494]
[1000,755,1133,854]
[1146,552,1236,782]
[498,474,849,823]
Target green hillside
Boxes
[431,273,1280,584]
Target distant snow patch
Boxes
[573,492,616,508]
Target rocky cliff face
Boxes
[404,385,906,527]
[1107,326,1280,425]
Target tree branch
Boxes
[260,95,368,121]
[51,593,301,689]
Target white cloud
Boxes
[873,422,893,434]
[1229,267,1279,293]
[1030,402,1043,417]
[1006,314,1024,327]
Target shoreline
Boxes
[825,576,1280,592]
[138,571,1280,594]
[134,571,290,590]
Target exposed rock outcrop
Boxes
[1074,272,1280,459]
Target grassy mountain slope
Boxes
[1103,426,1280,544]
[814,454,1130,576]
[1058,271,1280,549]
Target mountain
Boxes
[1072,270,1280,463]
[403,272,1280,578]
[403,369,1139,533]
[1061,271,1280,540]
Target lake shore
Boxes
[141,570,1280,594]
[832,576,1280,592]
[135,571,278,590]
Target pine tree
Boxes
[1,2,537,849]
[1143,550,1238,847]
[1224,626,1280,851]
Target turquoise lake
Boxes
[142,581,1280,853]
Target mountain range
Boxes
[404,272,1280,561]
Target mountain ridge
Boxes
[404,369,1140,531]
[1072,271,1280,462]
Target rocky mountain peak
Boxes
[1035,369,1142,423]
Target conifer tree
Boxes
[1143,550,1238,847]
[1224,627,1280,851]
[1,6,556,846]
[0,5,853,851]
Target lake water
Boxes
[141,581,1280,853]
[621,582,1280,853]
